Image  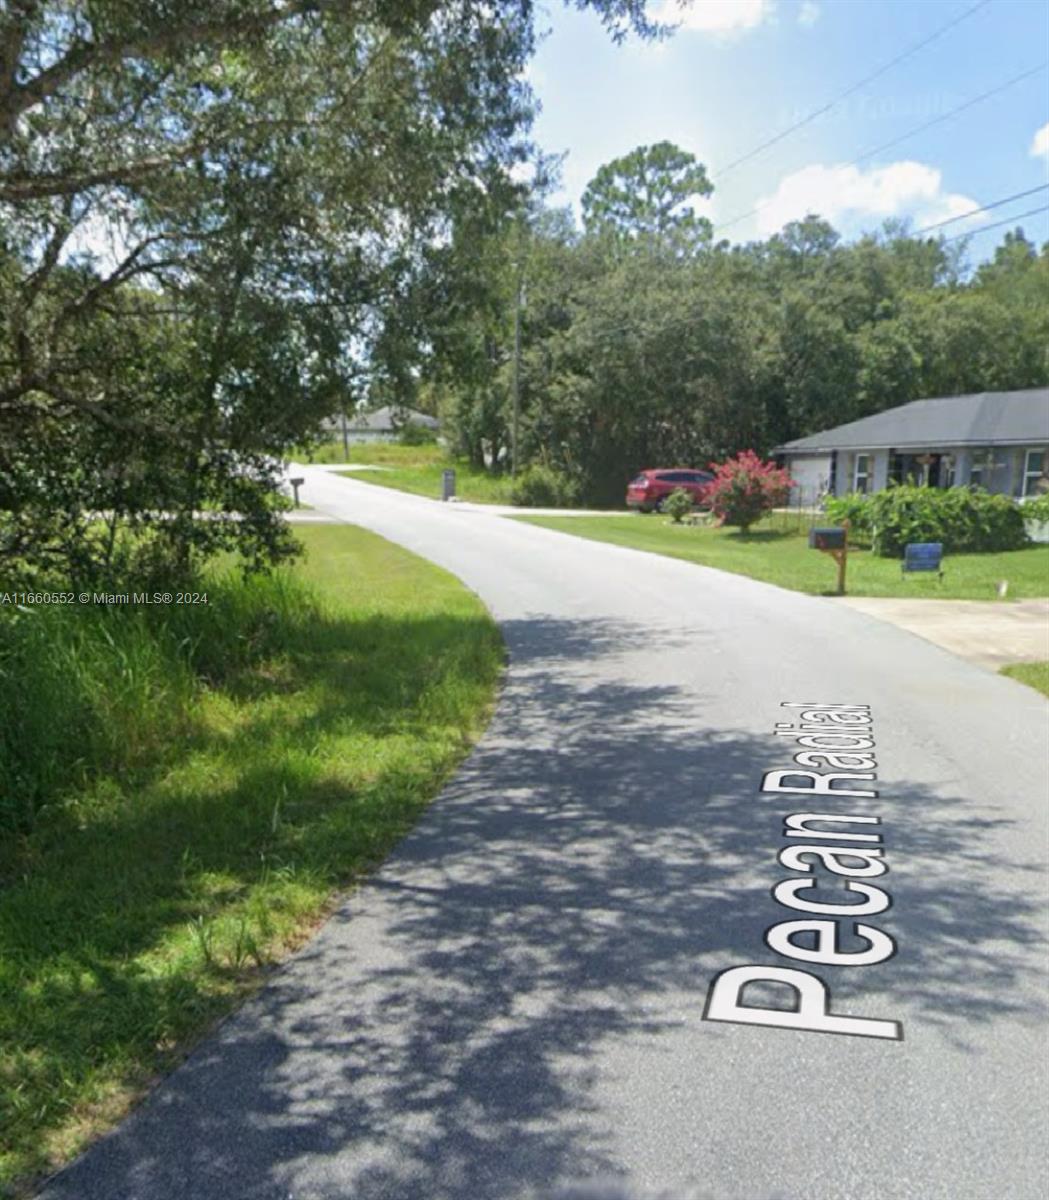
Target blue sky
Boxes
[526,0,1049,260]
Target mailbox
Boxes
[441,468,456,501]
[809,527,846,551]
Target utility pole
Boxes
[511,268,523,478]
[340,410,350,461]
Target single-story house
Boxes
[774,387,1049,502]
[320,405,439,443]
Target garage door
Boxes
[786,455,831,505]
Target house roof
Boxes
[323,405,439,432]
[774,387,1049,454]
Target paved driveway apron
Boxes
[42,470,1049,1200]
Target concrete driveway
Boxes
[40,468,1049,1200]
[840,597,1049,671]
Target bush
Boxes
[398,421,439,445]
[704,450,793,533]
[867,485,1028,557]
[509,464,581,508]
[663,488,693,523]
[1021,493,1049,523]
[824,492,874,543]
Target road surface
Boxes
[41,469,1049,1200]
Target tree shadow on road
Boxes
[38,616,1048,1200]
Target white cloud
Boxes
[648,0,774,37]
[1030,122,1049,160]
[753,161,978,237]
[798,0,820,27]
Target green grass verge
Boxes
[335,450,515,505]
[293,441,446,468]
[514,514,1049,600]
[1000,661,1049,697]
[291,440,515,504]
[337,462,515,505]
[0,525,502,1196]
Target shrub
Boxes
[867,485,1028,557]
[824,492,874,543]
[398,421,439,445]
[509,464,581,508]
[663,488,693,524]
[704,450,793,533]
[1021,493,1049,523]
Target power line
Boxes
[847,61,1047,168]
[940,203,1049,244]
[713,60,1047,236]
[711,0,991,182]
[912,183,1049,235]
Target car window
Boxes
[686,471,712,483]
[630,475,648,486]
[657,472,683,483]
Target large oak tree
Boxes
[0,0,653,585]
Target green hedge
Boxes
[825,485,1028,558]
[823,493,874,543]
[1022,493,1049,523]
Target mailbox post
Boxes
[441,468,456,501]
[809,522,849,595]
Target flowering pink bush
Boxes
[702,450,793,533]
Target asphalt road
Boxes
[41,469,1049,1200]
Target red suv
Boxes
[626,468,714,513]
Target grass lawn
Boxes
[333,446,516,505]
[1000,661,1049,697]
[514,514,1049,601]
[292,440,516,504]
[0,525,502,1196]
[293,441,446,468]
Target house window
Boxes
[1023,448,1047,497]
[941,454,956,488]
[969,448,995,490]
[854,454,871,494]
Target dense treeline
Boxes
[408,144,1049,505]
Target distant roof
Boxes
[325,405,439,432]
[774,388,1049,453]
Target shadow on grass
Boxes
[35,614,1049,1200]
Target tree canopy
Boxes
[581,140,713,251]
[0,0,658,586]
[422,146,1048,504]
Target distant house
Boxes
[774,387,1049,501]
[321,405,439,443]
